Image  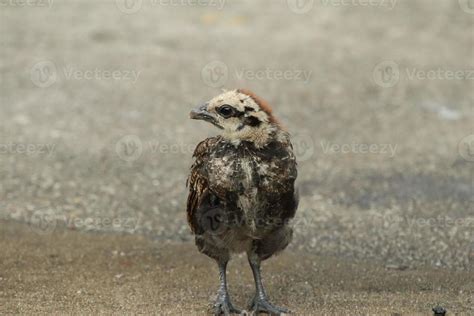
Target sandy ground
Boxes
[1,221,473,315]
[0,0,473,314]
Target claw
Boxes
[248,296,290,315]
[214,294,242,315]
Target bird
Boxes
[186,89,298,315]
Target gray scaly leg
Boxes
[247,254,290,315]
[213,261,242,315]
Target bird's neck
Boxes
[222,123,280,148]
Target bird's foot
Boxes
[248,295,290,315]
[213,293,242,316]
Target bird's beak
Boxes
[190,103,213,122]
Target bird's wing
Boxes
[186,137,220,234]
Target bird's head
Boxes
[190,89,281,147]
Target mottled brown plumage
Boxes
[186,89,298,315]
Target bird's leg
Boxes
[247,254,290,315]
[213,260,241,316]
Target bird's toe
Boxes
[248,296,290,315]
[213,295,242,315]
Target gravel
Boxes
[0,0,473,272]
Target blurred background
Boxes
[0,0,473,314]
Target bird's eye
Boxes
[217,105,234,118]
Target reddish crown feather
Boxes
[237,89,280,125]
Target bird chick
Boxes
[187,89,298,315]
